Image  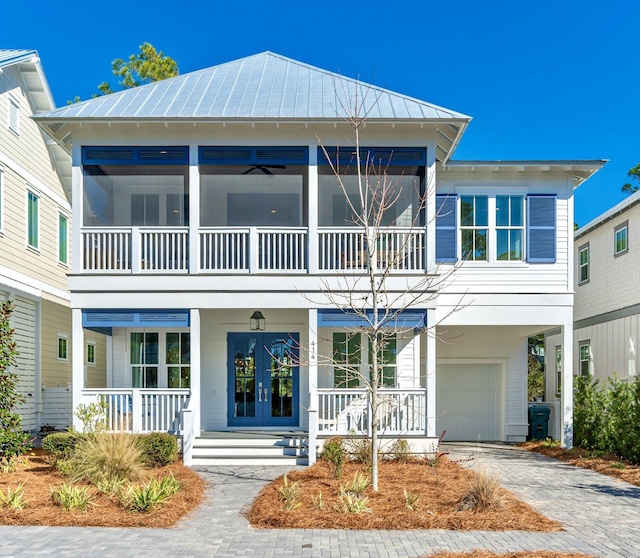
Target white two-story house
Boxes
[1,49,106,431]
[34,52,603,464]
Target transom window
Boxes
[579,342,590,377]
[615,222,628,256]
[496,195,524,261]
[578,244,589,284]
[460,195,488,261]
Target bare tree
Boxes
[307,84,462,491]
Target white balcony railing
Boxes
[79,388,190,434]
[82,228,188,273]
[318,228,425,272]
[81,226,426,274]
[317,388,427,435]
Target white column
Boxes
[307,308,318,465]
[71,308,84,431]
[308,145,319,274]
[188,144,200,274]
[561,322,573,448]
[425,308,437,437]
[425,146,437,274]
[71,143,83,274]
[190,308,201,435]
[106,335,113,388]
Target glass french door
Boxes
[228,333,299,427]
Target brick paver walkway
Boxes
[1,444,638,557]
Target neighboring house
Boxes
[546,191,640,393]
[0,49,106,431]
[34,52,604,464]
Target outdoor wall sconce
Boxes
[250,310,266,331]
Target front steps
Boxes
[190,431,309,466]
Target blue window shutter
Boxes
[436,194,457,262]
[527,195,556,263]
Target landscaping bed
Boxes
[248,457,562,531]
[522,440,640,487]
[0,445,205,528]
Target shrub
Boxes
[51,484,93,512]
[387,439,412,462]
[119,473,182,513]
[335,492,370,514]
[345,435,371,464]
[136,432,178,467]
[42,432,86,462]
[278,473,301,511]
[340,471,370,496]
[457,470,503,512]
[573,375,606,450]
[0,482,26,509]
[68,432,145,484]
[0,301,33,467]
[75,399,109,434]
[319,437,345,479]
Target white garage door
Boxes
[11,296,38,431]
[436,363,502,441]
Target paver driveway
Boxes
[1,443,639,557]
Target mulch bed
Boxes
[521,441,640,487]
[0,448,206,527]
[248,458,562,531]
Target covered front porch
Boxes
[72,307,437,465]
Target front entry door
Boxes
[228,333,299,427]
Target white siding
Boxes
[11,295,37,430]
[42,385,72,429]
[575,202,640,321]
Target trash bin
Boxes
[528,405,551,440]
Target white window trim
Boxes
[86,339,96,366]
[555,346,562,397]
[579,340,591,377]
[614,221,628,257]
[58,210,70,266]
[57,333,69,362]
[26,187,40,252]
[578,243,589,285]
[8,95,19,136]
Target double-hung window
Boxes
[130,332,159,388]
[579,341,591,377]
[86,341,96,365]
[166,332,191,388]
[615,222,628,256]
[460,195,488,261]
[27,190,39,249]
[58,213,69,265]
[57,334,68,361]
[578,244,589,284]
[496,195,524,261]
[370,333,397,387]
[333,332,361,388]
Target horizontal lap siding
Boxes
[40,299,71,387]
[575,203,640,321]
[11,296,37,430]
[86,333,107,388]
[42,386,72,429]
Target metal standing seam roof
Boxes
[575,190,640,239]
[0,49,71,200]
[33,51,471,122]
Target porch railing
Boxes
[317,388,427,435]
[82,228,188,273]
[79,389,190,434]
[318,228,425,272]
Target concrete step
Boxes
[191,454,309,466]
[192,444,308,457]
[193,436,308,448]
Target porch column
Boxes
[188,144,200,274]
[425,146,437,274]
[190,308,201,435]
[561,322,573,448]
[71,308,84,431]
[308,308,318,464]
[425,308,437,437]
[308,144,319,274]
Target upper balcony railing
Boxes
[80,226,427,275]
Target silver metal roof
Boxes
[576,190,640,239]
[33,52,471,163]
[0,49,71,199]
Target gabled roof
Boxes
[0,49,71,200]
[33,51,471,163]
[576,190,640,239]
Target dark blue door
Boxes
[228,333,299,427]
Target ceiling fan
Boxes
[242,164,286,175]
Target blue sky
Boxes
[5,0,636,226]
